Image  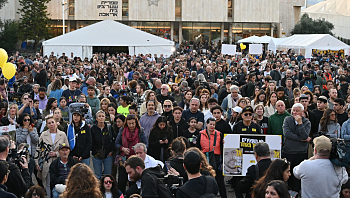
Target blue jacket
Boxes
[341,119,350,141]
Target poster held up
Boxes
[221,44,237,55]
[249,44,263,54]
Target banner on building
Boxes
[223,134,281,176]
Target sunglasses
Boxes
[24,119,31,122]
[104,180,113,184]
[164,105,171,108]
[23,98,28,100]
[243,113,252,117]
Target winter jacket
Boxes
[140,166,173,198]
[0,184,16,198]
[64,122,92,159]
[16,126,39,156]
[49,89,64,102]
[221,94,242,120]
[49,156,76,191]
[34,69,47,88]
[148,127,173,162]
[282,116,311,154]
[232,120,262,135]
[169,118,188,138]
[139,111,161,139]
[263,104,276,118]
[91,123,114,157]
[115,127,149,156]
[18,84,33,97]
[267,111,291,140]
[342,119,350,141]
[87,96,101,117]
[318,121,341,138]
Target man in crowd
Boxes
[156,84,175,105]
[81,77,96,96]
[169,106,188,138]
[110,81,122,99]
[267,100,290,139]
[0,161,16,198]
[62,77,83,106]
[139,100,160,139]
[181,98,204,130]
[86,85,100,117]
[211,105,232,134]
[35,87,48,110]
[294,136,348,197]
[171,84,183,104]
[18,77,33,97]
[218,80,232,105]
[328,88,338,109]
[125,156,173,198]
[282,103,311,192]
[276,87,290,109]
[221,85,241,120]
[204,97,219,127]
[98,85,117,105]
[237,142,273,198]
[334,98,347,126]
[176,150,218,198]
[203,66,215,83]
[284,78,294,102]
[34,63,47,88]
[50,143,76,198]
[312,96,328,125]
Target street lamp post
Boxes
[62,0,67,34]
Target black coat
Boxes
[0,185,16,198]
[64,123,92,159]
[148,127,173,162]
[236,158,272,198]
[1,160,30,198]
[34,69,47,88]
[140,166,173,198]
[49,156,76,191]
[169,118,188,138]
[91,123,114,157]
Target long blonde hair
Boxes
[187,147,216,177]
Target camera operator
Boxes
[176,150,218,198]
[125,155,173,198]
[0,136,30,197]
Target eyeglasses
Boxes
[240,101,247,104]
[32,192,40,197]
[23,119,31,122]
[104,180,113,184]
[243,113,252,117]
[23,98,28,100]
[164,105,171,108]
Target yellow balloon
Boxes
[240,43,244,48]
[0,48,8,67]
[242,45,246,50]
[2,62,16,80]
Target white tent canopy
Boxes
[275,34,350,58]
[238,35,274,44]
[43,19,175,59]
[268,38,290,53]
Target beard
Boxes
[130,172,141,181]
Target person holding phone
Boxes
[148,116,173,162]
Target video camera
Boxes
[13,144,29,169]
[157,174,184,189]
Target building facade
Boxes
[0,0,304,44]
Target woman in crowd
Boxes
[18,64,33,84]
[49,80,64,102]
[117,96,131,117]
[183,117,200,147]
[165,137,188,183]
[252,158,291,198]
[25,186,46,198]
[290,88,301,107]
[0,103,18,126]
[264,92,278,117]
[91,110,114,179]
[36,115,69,198]
[62,163,102,198]
[140,91,163,115]
[199,93,210,114]
[196,118,227,198]
[236,98,248,109]
[100,98,111,118]
[42,98,58,118]
[187,147,216,177]
[128,80,137,93]
[115,115,148,194]
[215,66,226,80]
[16,113,39,185]
[303,90,316,111]
[100,174,123,198]
[251,90,267,109]
[111,114,126,180]
[66,109,92,166]
[340,181,350,198]
[43,108,68,132]
[254,104,269,134]
[194,86,204,99]
[228,106,242,130]
[148,116,173,162]
[246,73,257,97]
[107,102,117,125]
[265,180,291,198]
[265,81,277,97]
[319,108,340,138]
[59,97,69,120]
[97,73,106,85]
[313,85,322,96]
[179,90,193,110]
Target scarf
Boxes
[228,95,240,110]
[122,127,139,157]
[67,122,83,150]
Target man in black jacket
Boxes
[125,156,173,198]
[34,63,47,88]
[0,136,30,198]
[169,106,188,138]
[0,161,16,198]
[18,77,33,97]
[236,142,272,198]
[50,143,76,198]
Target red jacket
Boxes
[198,129,222,155]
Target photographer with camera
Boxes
[125,155,173,198]
[0,136,30,197]
[175,150,218,198]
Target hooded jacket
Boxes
[91,123,114,157]
[140,165,173,198]
[169,117,188,138]
[65,121,92,159]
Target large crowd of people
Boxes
[0,43,350,198]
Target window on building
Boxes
[228,0,232,18]
[122,0,128,17]
[175,0,181,18]
[68,0,75,16]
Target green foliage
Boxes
[17,0,52,50]
[0,20,19,51]
[291,13,334,35]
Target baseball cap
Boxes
[69,77,77,82]
[241,106,253,114]
[59,143,70,150]
[313,135,332,154]
[317,96,328,103]
[232,106,242,113]
[300,94,308,100]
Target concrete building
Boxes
[0,0,304,44]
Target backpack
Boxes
[180,176,217,198]
[304,80,314,92]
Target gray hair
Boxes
[38,63,45,69]
[191,71,197,77]
[292,103,304,111]
[190,98,200,104]
[230,85,239,92]
[253,142,270,157]
[133,143,147,153]
[0,136,9,153]
[197,74,206,82]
